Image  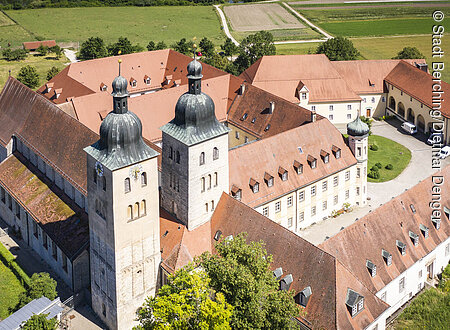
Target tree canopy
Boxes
[316,37,360,61]
[147,41,167,51]
[135,266,233,329]
[171,38,195,55]
[46,66,60,81]
[221,38,238,57]
[233,31,276,74]
[17,65,39,89]
[21,313,57,330]
[199,37,215,57]
[393,46,425,59]
[107,37,143,56]
[197,233,299,329]
[78,37,108,60]
[16,272,58,310]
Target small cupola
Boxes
[347,116,369,137]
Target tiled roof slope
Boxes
[23,40,56,50]
[332,59,425,95]
[229,119,357,207]
[321,165,450,294]
[227,83,324,139]
[210,193,388,329]
[0,153,89,259]
[385,60,450,118]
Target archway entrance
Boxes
[417,115,425,132]
[397,102,405,118]
[366,108,372,117]
[407,108,415,123]
[389,96,396,110]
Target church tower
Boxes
[160,59,230,230]
[346,116,369,206]
[84,61,160,330]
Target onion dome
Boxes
[161,59,229,145]
[347,116,369,137]
[84,60,158,170]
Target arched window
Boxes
[102,176,106,191]
[141,200,146,216]
[205,203,209,213]
[125,178,131,193]
[200,152,205,165]
[127,205,133,220]
[141,172,147,186]
[213,147,219,160]
[134,202,140,219]
[208,174,212,189]
[214,172,218,187]
[211,200,215,211]
[93,169,97,184]
[201,177,205,192]
[169,147,173,159]
[176,151,180,164]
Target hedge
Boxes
[0,242,31,289]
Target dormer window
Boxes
[163,75,172,86]
[302,93,307,100]
[332,145,341,159]
[279,274,293,291]
[293,160,303,174]
[144,75,151,85]
[53,88,62,99]
[231,185,242,201]
[444,206,449,219]
[307,155,317,169]
[214,230,222,241]
[410,204,416,214]
[173,79,181,87]
[249,178,259,193]
[45,82,54,93]
[100,83,107,92]
[130,78,137,88]
[264,172,274,187]
[346,289,364,318]
[241,113,248,121]
[320,150,329,164]
[295,286,312,307]
[432,218,441,230]
[420,224,429,238]
[382,249,392,266]
[278,167,288,181]
[251,117,256,124]
[273,267,283,280]
[409,231,419,246]
[264,124,270,132]
[396,240,406,256]
[366,260,376,277]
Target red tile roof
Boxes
[321,165,450,294]
[23,40,56,50]
[229,119,357,207]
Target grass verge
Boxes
[367,135,411,182]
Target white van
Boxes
[401,122,417,135]
[440,146,450,159]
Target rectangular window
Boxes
[322,201,327,211]
[62,253,68,272]
[311,105,316,111]
[333,176,339,187]
[311,186,316,197]
[347,114,351,120]
[33,222,38,238]
[15,203,20,219]
[399,277,405,292]
[357,168,361,178]
[287,196,293,207]
[329,114,334,121]
[345,170,350,181]
[288,217,293,227]
[356,187,360,196]
[0,187,4,203]
[322,181,327,192]
[446,243,450,256]
[299,191,305,202]
[263,207,269,217]
[347,105,351,110]
[235,131,240,139]
[43,232,48,249]
[311,206,316,216]
[381,292,386,302]
[334,195,338,205]
[345,190,349,199]
[275,201,281,213]
[302,93,307,100]
[299,211,305,222]
[419,270,423,278]
[329,105,333,111]
[52,241,57,261]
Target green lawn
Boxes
[276,42,319,55]
[0,53,68,90]
[233,27,321,42]
[0,259,26,319]
[367,135,411,182]
[5,6,224,47]
[0,24,35,48]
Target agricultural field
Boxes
[0,259,25,319]
[223,3,321,42]
[4,6,224,48]
[290,4,450,37]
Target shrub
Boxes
[46,67,60,81]
[368,170,380,179]
[375,162,382,169]
[370,165,379,172]
[17,65,40,89]
[370,144,378,151]
[0,243,31,288]
[385,164,393,170]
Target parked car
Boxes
[439,146,450,159]
[401,122,417,135]
[427,133,444,145]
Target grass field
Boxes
[367,134,411,182]
[5,6,224,48]
[0,53,68,90]
[0,259,25,319]
[276,42,319,55]
[234,27,321,42]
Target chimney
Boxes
[311,109,316,122]
[415,62,428,73]
[269,101,275,114]
[239,84,246,95]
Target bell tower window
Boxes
[125,178,131,193]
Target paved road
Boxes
[214,5,239,46]
[300,119,446,245]
[64,49,78,63]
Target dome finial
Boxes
[118,58,122,76]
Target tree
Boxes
[36,45,48,56]
[199,37,215,57]
[393,46,425,59]
[316,37,360,61]
[202,53,230,71]
[17,65,40,89]
[197,233,299,329]
[221,38,238,57]
[78,37,108,60]
[49,45,62,59]
[3,48,28,61]
[146,41,156,51]
[135,266,233,329]
[17,272,58,309]
[171,38,194,55]
[46,66,60,80]
[155,41,167,50]
[107,37,139,56]
[234,31,276,74]
[21,313,57,330]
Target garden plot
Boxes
[224,3,305,32]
